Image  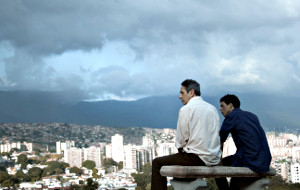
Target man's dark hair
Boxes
[181,79,201,96]
[220,94,240,108]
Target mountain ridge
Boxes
[0,90,299,131]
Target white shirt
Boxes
[175,96,221,166]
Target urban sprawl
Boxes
[0,123,300,189]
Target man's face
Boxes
[220,101,234,117]
[179,86,193,105]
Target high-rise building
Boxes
[64,147,83,168]
[124,145,137,169]
[291,163,300,183]
[83,146,101,168]
[124,145,153,170]
[56,141,75,154]
[0,142,21,153]
[105,144,112,159]
[156,143,176,157]
[136,147,152,170]
[111,134,124,162]
[98,142,107,159]
[142,134,154,147]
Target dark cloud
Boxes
[0,0,300,99]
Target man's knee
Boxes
[152,155,173,168]
[152,157,162,167]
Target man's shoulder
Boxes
[238,109,257,117]
[182,97,217,112]
[228,108,258,120]
[188,97,217,109]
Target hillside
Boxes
[0,91,299,131]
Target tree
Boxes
[17,154,28,163]
[92,168,102,179]
[117,161,123,170]
[82,160,96,170]
[268,175,288,189]
[102,158,119,173]
[45,161,69,175]
[83,178,98,190]
[17,154,28,169]
[15,170,30,182]
[28,167,43,181]
[34,148,41,156]
[69,184,82,190]
[132,163,152,190]
[0,166,6,172]
[1,178,14,188]
[0,171,10,184]
[69,166,83,176]
[0,152,12,158]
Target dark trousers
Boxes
[215,156,233,190]
[215,156,261,190]
[151,151,205,190]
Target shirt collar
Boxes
[187,96,202,104]
[226,108,241,117]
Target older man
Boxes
[151,79,221,190]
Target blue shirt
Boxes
[220,108,272,172]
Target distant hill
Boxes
[0,90,299,131]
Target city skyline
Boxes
[2,129,300,184]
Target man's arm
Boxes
[219,116,235,143]
[175,108,190,149]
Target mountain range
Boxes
[0,90,299,131]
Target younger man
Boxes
[216,94,271,189]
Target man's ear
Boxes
[189,89,195,96]
[229,103,235,111]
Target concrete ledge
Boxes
[160,166,276,178]
[171,178,207,190]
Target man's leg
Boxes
[215,156,233,190]
[151,152,205,190]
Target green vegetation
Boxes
[69,166,83,176]
[17,154,28,169]
[28,167,43,181]
[102,158,123,173]
[82,160,96,170]
[15,170,30,182]
[0,158,69,187]
[83,178,99,190]
[45,161,69,175]
[92,168,102,179]
[131,163,152,190]
[268,175,300,190]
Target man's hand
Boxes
[218,143,224,166]
[178,148,185,154]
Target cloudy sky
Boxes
[1,0,300,101]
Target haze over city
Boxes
[1,0,300,102]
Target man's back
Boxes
[220,108,271,172]
[176,96,221,166]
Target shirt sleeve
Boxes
[219,115,235,143]
[175,108,190,149]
